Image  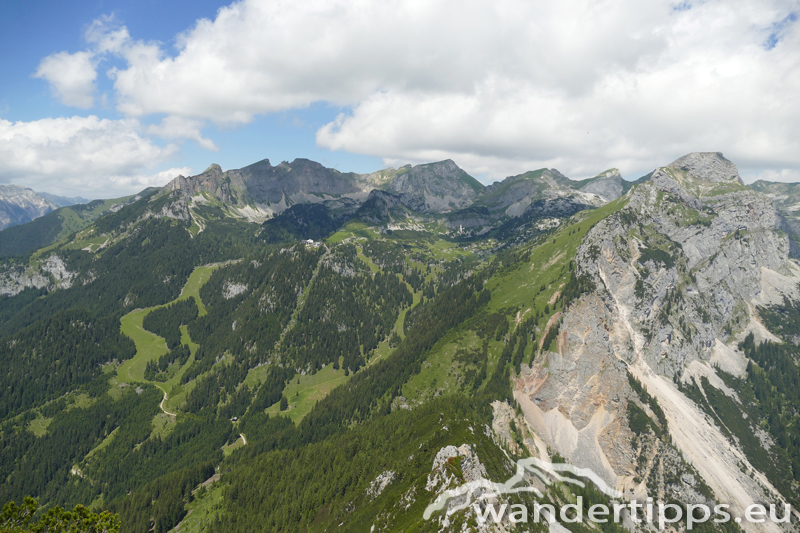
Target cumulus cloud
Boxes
[33,16,130,110]
[0,116,179,197]
[146,116,218,151]
[106,166,194,194]
[33,0,800,182]
[34,51,97,108]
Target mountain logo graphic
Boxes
[423,457,622,520]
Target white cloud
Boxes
[84,16,131,55]
[34,51,97,108]
[0,116,178,197]
[746,168,800,184]
[32,0,800,181]
[106,167,194,193]
[32,16,130,110]
[146,116,218,151]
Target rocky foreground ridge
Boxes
[517,152,800,532]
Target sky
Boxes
[1,0,799,198]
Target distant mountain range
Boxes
[0,184,88,230]
[161,157,627,221]
[5,158,800,259]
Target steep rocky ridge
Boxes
[163,158,370,221]
[475,169,566,217]
[435,168,620,236]
[161,158,487,226]
[516,152,800,531]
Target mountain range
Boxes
[1,152,800,533]
[0,184,88,231]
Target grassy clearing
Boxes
[368,283,422,367]
[163,381,195,413]
[69,393,95,410]
[222,435,246,457]
[117,264,222,404]
[65,233,109,252]
[84,427,120,461]
[176,264,222,316]
[150,412,177,439]
[28,415,52,437]
[425,238,472,260]
[106,376,125,400]
[356,246,380,273]
[117,307,169,384]
[403,331,477,402]
[171,481,225,533]
[325,221,381,244]
[165,353,233,413]
[158,325,199,393]
[264,362,350,423]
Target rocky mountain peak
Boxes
[574,169,625,202]
[384,159,484,213]
[202,163,224,176]
[540,168,570,188]
[597,168,621,179]
[667,152,743,184]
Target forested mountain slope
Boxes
[0,152,798,532]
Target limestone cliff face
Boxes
[471,168,623,228]
[575,169,625,203]
[163,159,368,216]
[516,153,799,531]
[0,254,77,296]
[158,156,637,232]
[475,169,566,217]
[385,160,485,213]
[667,152,744,184]
[162,158,487,222]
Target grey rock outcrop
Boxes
[575,169,624,202]
[385,160,484,213]
[667,152,743,184]
[517,153,799,531]
[163,158,369,218]
[0,253,76,296]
